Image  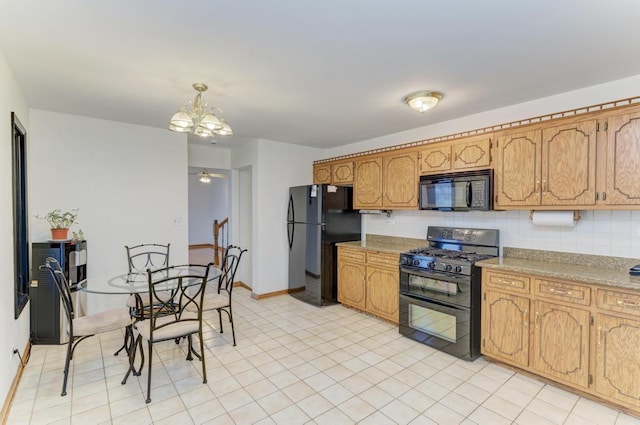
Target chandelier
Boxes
[168,83,233,137]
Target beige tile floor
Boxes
[6,247,640,424]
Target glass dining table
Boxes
[76,264,222,383]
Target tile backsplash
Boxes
[363,209,640,258]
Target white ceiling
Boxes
[1,1,640,149]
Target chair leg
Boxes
[218,309,223,334]
[199,330,207,384]
[61,339,73,396]
[146,340,153,403]
[228,305,236,347]
[113,325,131,356]
[121,334,140,385]
[186,336,194,361]
[135,334,144,376]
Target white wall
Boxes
[187,168,229,245]
[232,139,323,295]
[329,74,640,259]
[0,50,30,409]
[188,144,231,170]
[29,110,190,313]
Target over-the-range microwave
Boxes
[419,170,493,211]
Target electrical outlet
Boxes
[172,217,182,227]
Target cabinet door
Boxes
[418,144,451,174]
[595,314,640,407]
[332,161,354,185]
[382,151,419,209]
[354,156,383,209]
[313,163,332,184]
[482,290,530,367]
[495,130,542,207]
[541,120,596,206]
[531,301,590,389]
[366,264,399,324]
[452,136,491,170]
[337,260,366,310]
[604,110,640,205]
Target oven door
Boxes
[399,292,480,361]
[399,266,470,307]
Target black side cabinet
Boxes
[30,241,87,344]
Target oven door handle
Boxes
[400,266,466,284]
[400,292,469,314]
[466,181,472,208]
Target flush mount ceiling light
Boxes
[403,91,443,113]
[169,83,233,138]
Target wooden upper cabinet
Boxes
[313,163,332,184]
[495,119,596,208]
[354,156,383,209]
[542,120,597,206]
[452,136,492,170]
[603,109,640,205]
[418,135,492,175]
[419,144,451,174]
[495,129,542,207]
[383,151,419,209]
[313,161,354,185]
[332,161,354,185]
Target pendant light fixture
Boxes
[169,83,233,137]
[403,91,443,113]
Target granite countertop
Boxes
[336,234,426,255]
[477,248,640,290]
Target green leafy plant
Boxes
[37,209,79,229]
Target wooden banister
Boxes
[213,217,229,266]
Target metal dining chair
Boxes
[186,245,247,346]
[113,243,170,357]
[123,264,211,403]
[40,257,132,396]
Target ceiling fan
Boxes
[189,169,226,183]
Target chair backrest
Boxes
[146,264,211,341]
[39,257,75,332]
[218,245,247,294]
[125,243,170,273]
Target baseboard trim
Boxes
[189,244,214,249]
[1,340,31,424]
[233,281,252,291]
[251,288,291,300]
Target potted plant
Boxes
[37,209,79,240]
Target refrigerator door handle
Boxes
[287,222,294,250]
[287,193,295,223]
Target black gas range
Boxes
[398,226,499,361]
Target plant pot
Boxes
[51,228,69,240]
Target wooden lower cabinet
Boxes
[337,259,366,310]
[531,300,590,389]
[595,314,640,407]
[366,264,398,323]
[337,246,399,324]
[482,267,640,415]
[482,290,530,367]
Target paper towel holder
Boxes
[529,210,581,221]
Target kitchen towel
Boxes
[531,210,576,227]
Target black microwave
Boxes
[419,170,493,211]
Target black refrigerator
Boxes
[287,184,361,306]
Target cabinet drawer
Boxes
[338,247,366,262]
[484,271,530,294]
[367,252,399,268]
[597,289,640,317]
[534,279,591,306]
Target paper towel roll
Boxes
[531,210,576,227]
